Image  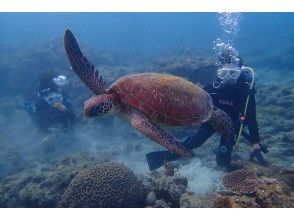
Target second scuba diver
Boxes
[146,47,269,171]
[20,72,78,133]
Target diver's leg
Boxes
[216,137,234,171]
[182,123,215,150]
[145,123,214,171]
[36,117,50,133]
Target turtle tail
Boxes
[64,29,106,95]
[208,107,235,145]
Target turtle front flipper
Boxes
[130,111,194,157]
[64,29,106,95]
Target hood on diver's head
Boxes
[218,46,243,68]
[38,72,58,93]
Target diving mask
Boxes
[44,92,63,105]
[217,65,241,83]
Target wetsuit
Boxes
[26,89,77,133]
[182,70,259,169]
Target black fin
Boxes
[241,131,269,154]
[146,151,180,171]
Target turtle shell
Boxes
[109,73,213,126]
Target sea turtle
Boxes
[64,29,234,157]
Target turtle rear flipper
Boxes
[209,108,235,145]
[130,111,194,158]
[64,29,106,95]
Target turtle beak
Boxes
[84,105,99,117]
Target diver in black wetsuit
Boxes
[20,72,78,133]
[146,48,268,171]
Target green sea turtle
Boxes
[64,29,234,157]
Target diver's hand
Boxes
[52,102,67,112]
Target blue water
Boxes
[0,12,293,207]
[0,13,293,54]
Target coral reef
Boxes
[153,49,217,85]
[243,161,294,190]
[0,153,98,207]
[215,178,294,208]
[248,44,294,71]
[250,79,294,168]
[179,193,214,208]
[141,169,188,207]
[215,166,294,208]
[58,161,144,208]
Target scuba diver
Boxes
[146,47,269,171]
[19,72,78,133]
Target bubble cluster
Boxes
[219,12,241,41]
[213,13,242,66]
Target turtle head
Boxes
[84,94,116,117]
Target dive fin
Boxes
[146,151,180,171]
[241,131,269,154]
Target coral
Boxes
[146,191,157,206]
[141,170,188,207]
[214,195,258,208]
[179,193,214,208]
[216,165,294,208]
[222,169,258,194]
[0,153,98,207]
[253,177,294,208]
[163,161,178,176]
[215,177,294,208]
[154,199,169,208]
[58,161,144,208]
[243,161,294,190]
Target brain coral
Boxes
[58,161,144,208]
[222,169,258,194]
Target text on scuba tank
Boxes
[219,99,234,106]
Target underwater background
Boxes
[0,12,293,207]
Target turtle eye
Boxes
[84,98,113,117]
[94,104,105,114]
[94,101,112,115]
